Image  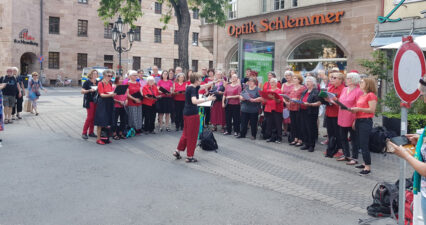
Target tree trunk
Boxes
[174,0,191,73]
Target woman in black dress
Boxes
[94,69,116,145]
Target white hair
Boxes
[147,76,155,82]
[176,73,185,80]
[12,67,19,72]
[270,78,278,83]
[305,76,317,86]
[346,72,361,84]
[284,70,294,76]
[128,70,138,76]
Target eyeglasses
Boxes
[106,75,113,77]
[331,76,339,80]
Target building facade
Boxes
[0,0,213,85]
[202,0,383,79]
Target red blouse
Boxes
[325,84,345,117]
[288,85,306,111]
[142,84,159,106]
[264,88,283,113]
[173,82,187,101]
[97,81,113,94]
[127,82,142,106]
[356,92,377,119]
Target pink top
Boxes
[157,80,173,97]
[337,86,363,127]
[288,85,306,111]
[224,84,242,105]
[114,94,127,108]
[281,83,294,96]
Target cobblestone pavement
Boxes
[10,88,413,216]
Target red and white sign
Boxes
[393,36,426,103]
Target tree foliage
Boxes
[98,0,228,71]
[359,50,393,82]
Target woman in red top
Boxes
[157,71,173,132]
[94,69,116,145]
[173,73,187,131]
[261,71,282,90]
[142,76,159,134]
[223,74,242,136]
[210,70,226,133]
[323,72,345,158]
[126,71,143,134]
[112,76,128,140]
[284,74,306,146]
[263,78,284,143]
[349,77,378,175]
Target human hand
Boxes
[135,99,141,103]
[388,141,410,159]
[406,134,420,145]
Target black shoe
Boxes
[359,170,371,175]
[236,135,245,139]
[81,134,88,139]
[300,145,309,150]
[88,133,97,137]
[355,165,365,169]
[308,147,314,152]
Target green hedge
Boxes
[382,112,426,133]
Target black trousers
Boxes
[143,104,156,132]
[290,110,303,141]
[12,94,23,115]
[340,126,358,159]
[325,116,343,157]
[174,100,185,129]
[301,110,318,148]
[204,107,211,126]
[240,112,258,138]
[112,107,127,134]
[354,118,372,165]
[265,111,283,141]
[225,104,240,133]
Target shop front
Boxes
[210,0,382,78]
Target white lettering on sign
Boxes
[398,50,423,95]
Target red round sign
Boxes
[393,37,426,103]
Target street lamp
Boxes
[112,16,135,76]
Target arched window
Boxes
[287,39,347,72]
[229,50,239,71]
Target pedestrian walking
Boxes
[27,72,46,116]
[173,73,216,163]
[11,67,24,120]
[0,67,22,124]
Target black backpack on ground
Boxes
[369,126,397,153]
[199,130,218,152]
[367,182,399,218]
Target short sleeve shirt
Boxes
[356,92,378,118]
[183,86,199,116]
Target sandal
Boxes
[120,134,126,139]
[295,142,303,147]
[173,151,182,160]
[113,135,120,140]
[336,156,350,161]
[346,160,358,165]
[289,141,297,145]
[186,157,198,163]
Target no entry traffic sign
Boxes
[393,36,426,103]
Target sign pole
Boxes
[398,106,408,225]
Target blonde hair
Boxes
[87,69,98,79]
[362,77,377,94]
[294,74,303,84]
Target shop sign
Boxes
[14,29,39,46]
[227,11,345,38]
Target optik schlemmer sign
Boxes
[227,11,345,38]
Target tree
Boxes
[98,0,228,72]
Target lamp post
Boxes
[112,16,135,76]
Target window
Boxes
[262,0,267,12]
[104,55,113,61]
[192,60,198,72]
[104,23,113,39]
[155,2,162,14]
[192,9,199,19]
[154,28,162,43]
[292,0,297,7]
[274,0,284,10]
[174,30,179,44]
[49,17,60,34]
[154,58,162,69]
[228,0,237,19]
[48,52,60,69]
[209,61,213,69]
[133,56,141,70]
[77,53,88,70]
[134,26,141,41]
[192,32,199,46]
[174,59,180,69]
[78,0,88,3]
[78,19,88,37]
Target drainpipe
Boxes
[40,0,44,82]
